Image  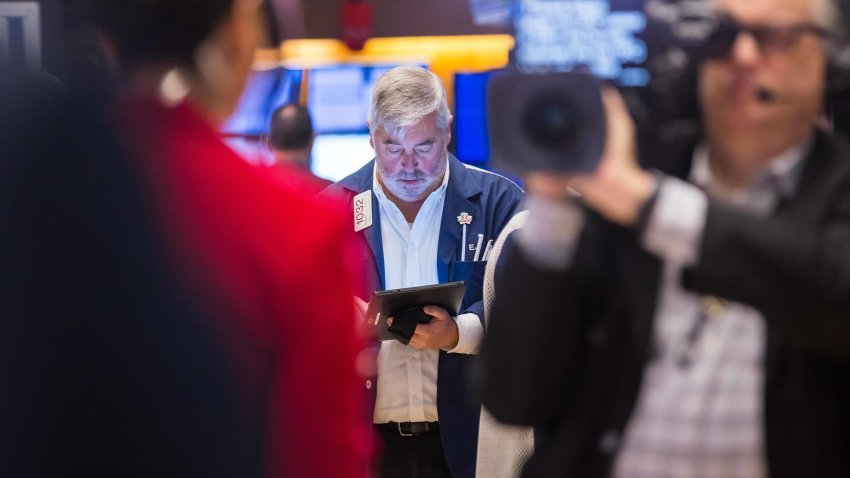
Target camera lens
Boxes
[489,71,604,173]
[522,94,578,150]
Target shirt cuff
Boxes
[515,195,586,271]
[445,313,483,355]
[641,176,708,266]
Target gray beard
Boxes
[382,154,448,202]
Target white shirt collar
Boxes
[690,136,811,202]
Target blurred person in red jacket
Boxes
[84,0,371,475]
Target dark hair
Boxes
[268,103,314,150]
[83,0,234,65]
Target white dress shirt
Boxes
[516,139,810,478]
[372,165,484,424]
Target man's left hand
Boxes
[408,305,459,350]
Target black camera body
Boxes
[484,0,850,175]
[484,0,723,175]
[488,72,607,174]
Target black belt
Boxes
[378,421,439,437]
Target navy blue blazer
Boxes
[325,154,524,478]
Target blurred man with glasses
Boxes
[482,0,850,477]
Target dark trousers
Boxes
[375,424,453,478]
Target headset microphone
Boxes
[756,87,776,103]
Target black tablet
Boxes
[365,281,466,344]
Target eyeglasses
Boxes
[703,14,831,58]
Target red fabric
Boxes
[340,0,372,50]
[266,162,334,195]
[116,97,370,478]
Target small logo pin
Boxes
[458,212,473,261]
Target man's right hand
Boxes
[523,88,655,228]
[522,172,574,202]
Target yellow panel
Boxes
[257,35,515,107]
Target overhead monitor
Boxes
[311,133,375,182]
[514,0,650,87]
[223,67,302,137]
[307,63,421,134]
[468,0,513,26]
[454,71,493,164]
[0,2,41,68]
[308,65,367,134]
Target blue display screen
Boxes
[307,65,368,134]
[454,71,493,164]
[311,133,375,182]
[307,64,412,134]
[222,68,303,136]
[514,0,650,86]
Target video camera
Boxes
[469,0,754,174]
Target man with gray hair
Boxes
[324,65,524,478]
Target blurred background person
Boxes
[30,0,371,476]
[90,0,371,473]
[475,210,534,478]
[482,0,850,477]
[267,102,332,191]
[0,10,262,477]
